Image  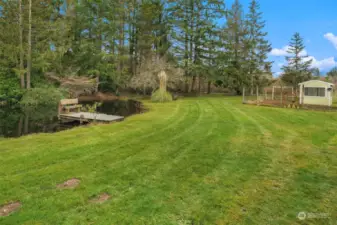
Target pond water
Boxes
[0,99,143,138]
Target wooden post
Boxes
[272,86,275,100]
[58,103,62,119]
[242,87,245,103]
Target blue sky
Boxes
[226,0,337,76]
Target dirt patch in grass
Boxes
[89,193,111,203]
[57,178,80,189]
[0,202,21,216]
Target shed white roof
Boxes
[298,80,334,86]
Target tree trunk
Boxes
[250,74,254,95]
[134,22,139,76]
[190,75,196,92]
[184,4,189,93]
[129,24,134,75]
[188,0,194,93]
[26,0,32,89]
[19,0,25,88]
[184,77,189,93]
[24,114,29,134]
[17,115,23,137]
[118,2,125,75]
[207,80,211,94]
[198,75,201,94]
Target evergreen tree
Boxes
[0,0,21,75]
[167,0,193,91]
[281,32,313,88]
[310,67,320,79]
[0,0,273,97]
[327,67,337,83]
[246,0,271,91]
[222,0,248,94]
[168,0,225,93]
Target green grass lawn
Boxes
[0,97,336,224]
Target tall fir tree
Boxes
[222,0,248,94]
[246,0,271,91]
[167,0,193,91]
[168,0,225,93]
[282,32,313,88]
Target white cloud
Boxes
[270,46,289,56]
[275,71,283,76]
[277,62,284,67]
[270,45,307,57]
[300,50,308,57]
[324,33,337,50]
[275,56,337,72]
[271,33,337,72]
[307,56,337,70]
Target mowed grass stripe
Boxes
[1,99,204,224]
[0,100,186,177]
[93,100,222,218]
[0,100,197,197]
[88,99,244,224]
[220,101,337,224]
[0,97,336,225]
[0,100,182,162]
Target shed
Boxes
[298,80,334,106]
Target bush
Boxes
[0,68,23,104]
[151,89,173,102]
[20,87,65,109]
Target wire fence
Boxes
[242,86,299,108]
[242,85,337,111]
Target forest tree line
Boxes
[0,0,283,102]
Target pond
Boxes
[0,99,143,138]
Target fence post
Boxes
[242,87,245,103]
[272,86,275,100]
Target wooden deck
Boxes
[59,112,124,123]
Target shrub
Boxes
[0,68,23,104]
[151,89,173,102]
[20,87,65,109]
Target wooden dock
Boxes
[58,98,124,123]
[59,112,124,123]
